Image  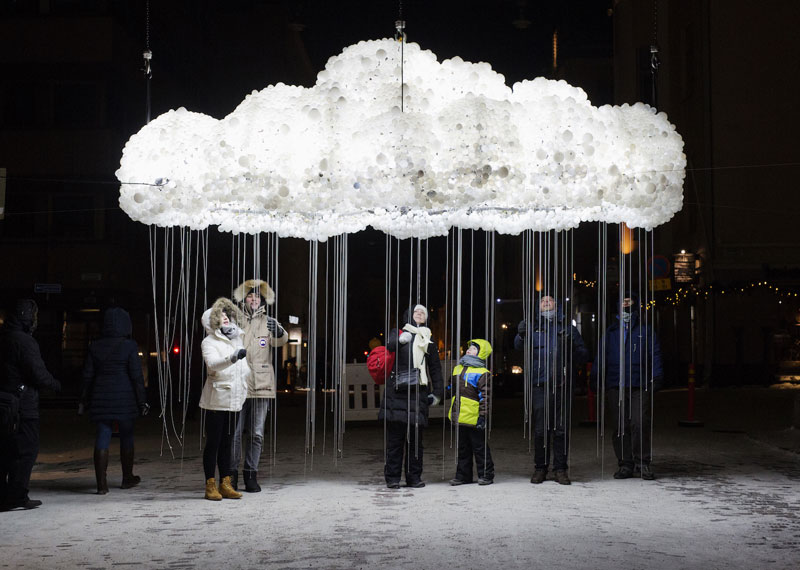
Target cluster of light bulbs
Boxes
[117,39,685,240]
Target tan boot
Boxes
[205,478,222,501]
[218,476,242,499]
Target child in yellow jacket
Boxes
[448,339,494,485]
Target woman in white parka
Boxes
[199,297,249,501]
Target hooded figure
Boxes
[199,298,249,413]
[449,339,493,427]
[81,308,146,422]
[0,299,61,511]
[591,292,663,480]
[80,307,148,494]
[514,294,589,485]
[448,339,495,486]
[229,279,288,493]
[379,304,444,489]
[232,279,287,398]
[198,297,248,501]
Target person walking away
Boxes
[80,307,149,494]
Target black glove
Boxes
[266,317,283,337]
[139,403,151,417]
[476,416,486,430]
[230,348,247,363]
[427,393,441,406]
[77,402,85,416]
[517,320,527,337]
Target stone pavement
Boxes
[2,386,799,569]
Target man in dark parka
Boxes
[0,300,61,511]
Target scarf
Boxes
[458,354,485,369]
[402,323,432,386]
[220,325,239,339]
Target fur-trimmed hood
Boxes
[233,279,275,306]
[201,297,245,335]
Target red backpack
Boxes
[367,345,396,385]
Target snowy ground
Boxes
[3,387,799,570]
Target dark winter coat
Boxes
[0,300,61,419]
[591,296,664,391]
[514,304,590,388]
[378,307,444,427]
[80,308,146,422]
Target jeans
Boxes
[532,385,570,471]
[384,420,424,484]
[231,398,270,473]
[203,410,235,480]
[455,424,494,482]
[607,387,652,467]
[94,419,135,450]
[0,418,40,505]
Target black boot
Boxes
[229,470,239,491]
[613,465,634,479]
[120,447,141,489]
[93,448,109,495]
[639,464,656,480]
[530,469,547,484]
[243,470,261,493]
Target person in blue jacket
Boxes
[592,292,663,480]
[80,307,149,494]
[515,295,589,485]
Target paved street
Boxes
[3,386,799,569]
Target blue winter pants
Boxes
[94,419,135,450]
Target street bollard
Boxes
[678,362,704,427]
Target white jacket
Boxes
[198,307,249,412]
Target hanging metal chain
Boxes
[395,19,406,113]
[143,0,152,123]
[143,0,152,78]
[649,0,660,109]
[652,0,658,45]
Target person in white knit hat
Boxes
[379,304,444,489]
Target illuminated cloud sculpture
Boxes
[117,39,685,240]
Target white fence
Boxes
[344,363,450,421]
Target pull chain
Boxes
[143,0,153,123]
[395,19,406,113]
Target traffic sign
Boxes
[648,255,671,279]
